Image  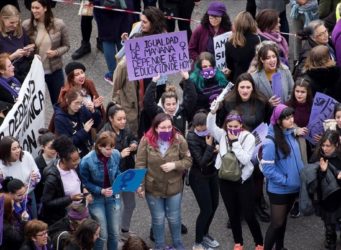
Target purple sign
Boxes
[306,92,337,144]
[272,72,283,102]
[124,31,191,81]
[251,122,269,161]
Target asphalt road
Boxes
[17,0,329,249]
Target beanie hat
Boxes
[207,1,227,17]
[67,204,89,220]
[270,104,288,125]
[65,62,86,76]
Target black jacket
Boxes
[1,221,24,250]
[99,123,137,171]
[48,217,72,250]
[34,154,47,204]
[143,79,197,135]
[186,130,217,176]
[40,162,82,225]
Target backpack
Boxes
[218,134,249,181]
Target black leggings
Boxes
[189,172,219,243]
[81,15,93,43]
[220,177,263,246]
[264,192,297,250]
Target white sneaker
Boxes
[192,243,213,250]
[203,235,220,248]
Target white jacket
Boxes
[207,113,256,182]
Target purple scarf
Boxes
[0,76,21,98]
[258,30,289,60]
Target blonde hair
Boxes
[304,45,336,70]
[0,4,23,37]
[229,11,257,48]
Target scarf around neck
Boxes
[259,30,289,59]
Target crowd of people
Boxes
[1,0,341,250]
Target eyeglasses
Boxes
[36,231,48,237]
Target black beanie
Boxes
[65,62,86,76]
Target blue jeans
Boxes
[146,192,184,250]
[89,196,121,250]
[45,69,64,105]
[102,41,122,79]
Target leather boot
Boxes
[71,41,91,60]
[324,224,336,250]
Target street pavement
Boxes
[18,0,329,249]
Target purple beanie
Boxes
[270,104,288,125]
[207,1,227,17]
[67,205,89,221]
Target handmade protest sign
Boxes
[0,56,45,157]
[125,31,190,80]
[251,122,269,162]
[271,72,283,103]
[306,92,337,144]
[112,169,147,193]
[213,31,232,69]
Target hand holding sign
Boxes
[112,169,147,193]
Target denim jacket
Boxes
[79,150,121,197]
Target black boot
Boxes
[181,223,188,234]
[325,224,336,250]
[71,41,91,60]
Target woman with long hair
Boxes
[251,43,294,107]
[208,102,264,250]
[80,131,121,250]
[261,104,304,250]
[0,4,35,83]
[54,88,102,157]
[189,1,231,63]
[302,45,341,102]
[136,113,192,250]
[190,52,228,113]
[225,11,260,83]
[22,0,70,104]
[0,136,40,218]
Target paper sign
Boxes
[124,31,190,80]
[213,31,232,69]
[306,92,337,144]
[112,169,147,193]
[251,122,269,161]
[271,72,283,103]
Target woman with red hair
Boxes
[136,113,192,250]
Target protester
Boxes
[225,11,260,83]
[302,45,341,101]
[22,0,70,105]
[261,104,304,250]
[189,1,232,63]
[0,100,12,125]
[40,135,86,225]
[0,53,21,104]
[59,61,105,121]
[0,0,20,11]
[332,5,341,66]
[99,104,138,241]
[0,4,35,83]
[122,236,150,250]
[63,219,100,250]
[222,73,271,223]
[48,204,90,250]
[136,113,192,250]
[190,52,228,113]
[80,131,121,250]
[289,0,319,62]
[0,136,40,218]
[92,0,134,84]
[256,9,289,64]
[334,103,341,135]
[186,111,220,250]
[34,128,57,206]
[310,130,341,250]
[54,88,102,157]
[294,19,336,79]
[143,71,197,135]
[207,104,264,250]
[251,42,294,106]
[1,193,25,250]
[19,219,51,250]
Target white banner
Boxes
[213,31,232,69]
[0,55,45,157]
